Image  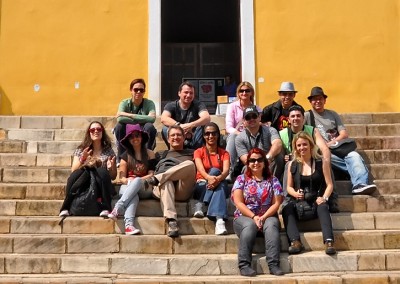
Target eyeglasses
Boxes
[245,113,258,121]
[204,131,218,137]
[130,132,142,138]
[89,127,102,133]
[239,89,251,93]
[133,88,145,93]
[248,157,264,164]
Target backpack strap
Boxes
[307,110,316,127]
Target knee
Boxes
[208,167,221,176]
[143,123,156,134]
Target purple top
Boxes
[225,100,262,134]
[231,174,283,219]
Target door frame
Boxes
[148,0,255,114]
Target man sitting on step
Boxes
[145,125,196,238]
[304,86,377,195]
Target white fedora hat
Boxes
[278,82,297,93]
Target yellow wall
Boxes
[0,0,148,115]
[254,0,400,112]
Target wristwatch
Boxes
[266,154,271,160]
[323,196,329,202]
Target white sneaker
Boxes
[59,210,69,217]
[99,210,110,217]
[352,184,377,195]
[193,201,204,218]
[215,219,227,235]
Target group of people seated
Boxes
[58,79,377,277]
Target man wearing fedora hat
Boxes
[261,82,303,131]
[304,86,377,195]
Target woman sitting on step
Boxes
[107,124,156,235]
[59,121,117,217]
[281,131,336,255]
[231,147,284,277]
[192,122,230,235]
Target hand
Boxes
[316,197,326,205]
[253,215,263,230]
[180,123,193,133]
[107,156,116,170]
[297,190,304,200]
[206,176,220,189]
[81,147,93,161]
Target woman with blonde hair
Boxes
[225,81,261,181]
[282,131,336,255]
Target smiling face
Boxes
[288,110,305,130]
[203,126,219,146]
[295,137,311,158]
[88,122,103,142]
[248,153,265,174]
[309,95,326,113]
[244,112,261,130]
[131,82,145,101]
[168,127,184,150]
[178,85,195,106]
[279,92,296,109]
[129,130,142,147]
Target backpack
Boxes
[69,168,101,216]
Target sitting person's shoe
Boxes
[59,210,69,217]
[99,210,110,217]
[125,225,141,235]
[144,176,159,189]
[269,265,284,276]
[193,201,204,218]
[352,183,377,195]
[215,219,228,235]
[167,219,179,238]
[239,266,257,277]
[288,240,303,254]
[108,207,120,221]
[325,240,336,255]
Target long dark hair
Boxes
[202,122,221,146]
[124,134,149,172]
[244,148,272,180]
[77,121,112,150]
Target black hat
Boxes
[243,105,259,118]
[308,86,328,100]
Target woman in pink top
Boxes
[225,81,262,181]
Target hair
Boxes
[167,125,185,137]
[236,81,255,103]
[129,78,146,91]
[178,81,195,92]
[288,105,305,116]
[125,133,149,173]
[202,122,221,146]
[78,121,112,150]
[244,148,272,180]
[292,131,321,161]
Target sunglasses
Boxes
[245,113,258,121]
[239,89,251,93]
[248,157,264,164]
[89,127,103,133]
[130,132,142,138]
[204,131,218,137]
[133,88,145,93]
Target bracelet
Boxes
[251,214,256,219]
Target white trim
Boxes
[240,0,256,97]
[148,0,161,115]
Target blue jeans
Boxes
[331,151,369,187]
[114,177,152,227]
[233,215,281,269]
[161,126,204,150]
[193,168,230,220]
[226,133,238,173]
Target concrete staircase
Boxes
[0,114,399,283]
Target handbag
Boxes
[329,138,357,158]
[295,200,317,221]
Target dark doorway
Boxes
[161,0,241,111]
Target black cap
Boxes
[308,86,328,100]
[243,105,259,118]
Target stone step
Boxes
[347,123,400,137]
[1,212,399,235]
[0,249,399,275]
[336,179,400,196]
[0,229,399,255]
[0,141,26,153]
[0,272,399,283]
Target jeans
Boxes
[233,215,281,269]
[281,201,334,243]
[226,133,238,173]
[114,122,157,159]
[114,177,152,227]
[193,168,230,220]
[331,151,369,187]
[161,126,204,150]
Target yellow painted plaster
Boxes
[0,0,148,115]
[254,0,400,112]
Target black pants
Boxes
[281,201,334,243]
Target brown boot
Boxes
[288,240,303,254]
[325,241,336,255]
